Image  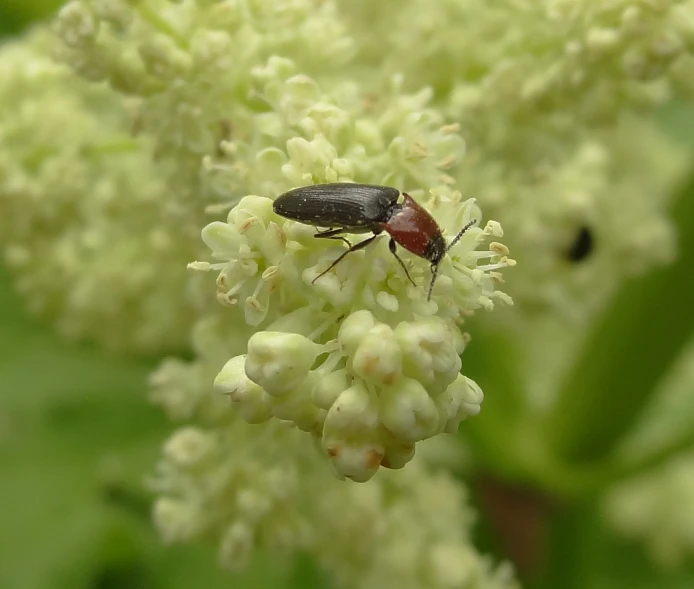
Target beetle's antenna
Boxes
[428,219,477,301]
[446,219,477,253]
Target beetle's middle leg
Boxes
[313,227,352,249]
[311,233,379,284]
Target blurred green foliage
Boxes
[0,0,64,36]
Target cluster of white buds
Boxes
[195,188,513,481]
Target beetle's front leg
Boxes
[388,238,416,286]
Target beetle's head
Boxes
[425,219,477,301]
[424,232,446,265]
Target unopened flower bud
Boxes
[245,332,319,396]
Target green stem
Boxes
[544,169,694,462]
[609,425,694,482]
[506,422,694,498]
[462,321,531,479]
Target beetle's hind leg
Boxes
[314,227,352,249]
[311,234,379,284]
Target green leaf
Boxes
[537,501,694,589]
[0,1,64,37]
[0,267,312,589]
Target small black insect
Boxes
[566,226,594,262]
[273,182,476,300]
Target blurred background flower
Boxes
[2,1,694,589]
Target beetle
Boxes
[272,182,476,300]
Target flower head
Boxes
[201,186,512,481]
[0,29,200,353]
[151,370,518,588]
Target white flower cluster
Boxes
[195,190,512,481]
[0,30,200,352]
[152,422,311,571]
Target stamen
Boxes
[308,313,344,341]
[317,349,343,375]
[251,277,264,299]
[477,261,512,272]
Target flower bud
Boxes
[439,375,484,433]
[163,427,214,468]
[379,377,444,442]
[352,324,402,386]
[262,377,323,432]
[323,440,385,483]
[214,355,272,423]
[245,332,319,396]
[396,319,461,395]
[338,310,376,358]
[201,221,245,255]
[153,498,199,543]
[311,368,349,410]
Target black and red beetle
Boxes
[272,183,476,300]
